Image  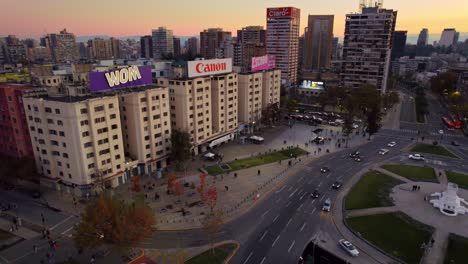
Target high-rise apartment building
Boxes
[43,29,80,63]
[187,37,199,56]
[173,37,181,57]
[266,7,301,85]
[200,28,232,59]
[0,84,45,158]
[261,70,281,109]
[341,6,397,93]
[417,28,429,47]
[331,37,339,60]
[152,27,174,59]
[392,31,407,60]
[140,35,153,59]
[119,86,171,172]
[235,26,267,71]
[238,72,263,123]
[87,38,115,60]
[23,94,126,188]
[303,15,334,71]
[210,74,238,135]
[439,28,459,47]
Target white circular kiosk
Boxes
[429,183,468,216]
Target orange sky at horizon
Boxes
[1,0,467,39]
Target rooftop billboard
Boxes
[299,80,324,90]
[187,58,232,78]
[88,66,152,92]
[251,55,276,72]
[267,7,299,18]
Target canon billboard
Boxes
[89,66,152,92]
[251,55,276,72]
[267,7,296,18]
[187,58,232,78]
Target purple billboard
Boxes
[89,66,152,92]
[251,55,276,72]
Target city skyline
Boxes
[2,0,467,39]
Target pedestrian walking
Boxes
[41,213,45,225]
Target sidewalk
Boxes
[0,218,37,240]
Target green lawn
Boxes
[382,164,437,182]
[345,171,403,210]
[205,147,307,175]
[186,243,237,264]
[347,213,433,264]
[444,234,468,264]
[446,171,468,190]
[411,144,458,158]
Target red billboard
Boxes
[267,7,296,18]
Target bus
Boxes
[450,114,462,129]
[442,117,456,129]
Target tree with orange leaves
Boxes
[197,172,207,196]
[203,186,218,213]
[174,180,184,197]
[167,172,177,192]
[73,193,156,251]
[130,175,141,192]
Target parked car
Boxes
[320,167,330,173]
[311,189,320,199]
[314,137,325,144]
[378,149,389,155]
[332,181,342,189]
[387,141,397,147]
[339,239,359,257]
[409,153,425,160]
[322,198,331,212]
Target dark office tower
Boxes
[235,26,266,71]
[439,28,458,47]
[341,6,397,93]
[266,7,301,85]
[173,37,181,57]
[44,29,80,63]
[303,15,334,71]
[331,37,339,60]
[200,28,232,59]
[187,37,199,56]
[140,35,153,59]
[152,27,174,59]
[392,31,407,60]
[417,28,429,46]
[298,35,305,68]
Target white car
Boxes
[322,198,331,212]
[439,129,444,134]
[409,153,425,161]
[352,124,359,129]
[378,148,389,155]
[387,141,396,147]
[339,239,359,256]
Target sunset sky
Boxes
[2,0,467,39]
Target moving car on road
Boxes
[354,155,363,162]
[322,198,331,212]
[349,150,360,158]
[332,181,342,189]
[451,141,460,146]
[409,153,425,161]
[378,148,389,155]
[339,239,359,257]
[320,167,330,173]
[387,141,397,147]
[311,189,320,199]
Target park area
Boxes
[186,243,238,264]
[410,144,458,158]
[347,212,433,264]
[444,234,468,264]
[345,171,403,210]
[446,171,468,190]
[205,147,307,175]
[381,164,437,182]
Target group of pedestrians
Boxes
[412,185,422,191]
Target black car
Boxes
[311,189,320,198]
[313,128,323,134]
[332,181,342,189]
[314,137,325,144]
[320,167,330,173]
[451,141,460,146]
[349,151,360,158]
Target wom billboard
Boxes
[89,66,152,92]
[251,55,276,72]
[187,58,232,78]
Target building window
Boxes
[95,117,106,123]
[109,103,114,109]
[98,149,110,155]
[55,109,60,114]
[49,129,57,135]
[62,153,69,158]
[84,142,92,148]
[110,114,117,119]
[57,120,63,126]
[80,108,88,114]
[111,124,118,130]
[80,120,89,126]
[115,154,121,160]
[59,131,65,137]
[82,131,89,137]
[45,107,52,113]
[88,163,95,169]
[94,106,105,112]
[86,153,94,158]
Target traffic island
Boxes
[381,164,438,182]
[410,144,458,159]
[444,234,468,264]
[345,170,403,210]
[185,242,238,264]
[347,212,433,264]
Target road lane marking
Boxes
[288,240,296,253]
[286,219,292,227]
[243,252,253,264]
[326,174,330,178]
[260,230,268,241]
[50,215,74,231]
[300,222,307,231]
[276,186,286,194]
[318,180,323,187]
[311,208,316,215]
[298,203,304,211]
[289,188,298,198]
[287,186,293,191]
[319,196,325,202]
[273,215,279,223]
[261,210,270,218]
[299,193,305,201]
[61,226,74,235]
[272,235,281,247]
[286,201,291,207]
[260,257,266,264]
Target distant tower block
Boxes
[359,0,384,11]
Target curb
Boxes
[182,240,240,264]
[224,240,240,264]
[127,249,145,264]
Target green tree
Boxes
[286,99,298,112]
[349,85,382,138]
[430,72,458,95]
[261,102,280,126]
[73,193,156,251]
[170,129,193,171]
